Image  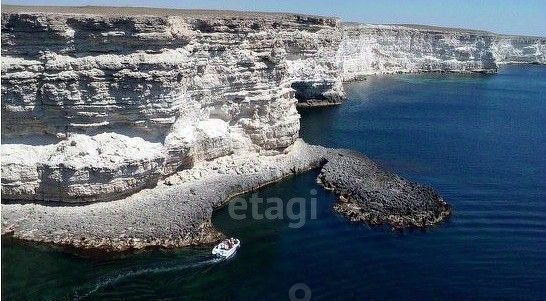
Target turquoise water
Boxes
[2,65,546,300]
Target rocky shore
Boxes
[318,151,451,229]
[1,140,319,251]
[1,140,451,251]
[1,5,542,251]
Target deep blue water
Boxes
[2,65,546,300]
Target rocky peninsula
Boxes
[1,5,544,251]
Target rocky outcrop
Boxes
[283,17,345,106]
[2,133,165,202]
[318,150,451,228]
[1,5,343,202]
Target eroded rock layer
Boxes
[338,24,497,80]
[338,24,545,81]
[1,6,544,206]
[492,35,546,64]
[1,6,342,202]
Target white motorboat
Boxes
[212,238,240,259]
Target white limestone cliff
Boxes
[492,35,545,64]
[1,6,545,204]
[337,24,546,81]
[1,6,342,202]
[337,24,498,80]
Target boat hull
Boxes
[212,239,240,259]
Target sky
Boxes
[3,0,545,37]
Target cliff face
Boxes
[338,24,498,80]
[1,6,545,204]
[1,6,342,202]
[337,24,546,81]
[492,35,546,64]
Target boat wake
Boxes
[73,257,222,300]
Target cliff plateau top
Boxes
[1,4,337,22]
